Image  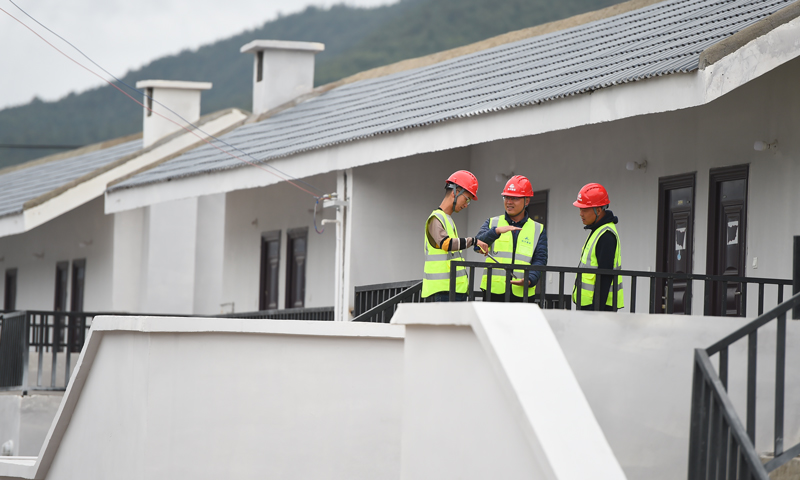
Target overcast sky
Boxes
[0,0,395,110]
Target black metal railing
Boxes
[0,310,96,391]
[0,306,336,391]
[448,262,791,316]
[220,306,334,321]
[352,281,423,323]
[0,312,28,389]
[687,292,800,480]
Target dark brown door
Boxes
[4,269,17,311]
[286,228,308,309]
[259,231,281,310]
[657,174,695,314]
[69,260,86,352]
[526,190,548,297]
[707,166,748,317]
[54,261,69,351]
[53,262,69,311]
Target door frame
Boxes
[706,164,749,316]
[656,172,696,276]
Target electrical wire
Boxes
[2,1,326,198]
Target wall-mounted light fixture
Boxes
[78,240,93,248]
[754,140,778,152]
[495,172,514,183]
[626,160,647,172]
[33,251,44,259]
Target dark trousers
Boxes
[576,303,618,312]
[483,291,532,303]
[431,292,468,302]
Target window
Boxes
[53,262,69,312]
[285,227,308,308]
[4,268,17,311]
[259,231,281,310]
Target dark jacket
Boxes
[579,209,619,311]
[475,211,548,287]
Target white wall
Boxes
[464,56,800,314]
[141,198,199,314]
[222,173,336,312]
[193,193,225,314]
[0,198,114,311]
[17,318,405,480]
[111,208,146,312]
[543,309,800,480]
[348,148,486,292]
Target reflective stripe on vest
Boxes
[572,223,625,307]
[480,216,543,297]
[422,210,468,297]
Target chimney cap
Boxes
[135,80,213,90]
[240,40,324,55]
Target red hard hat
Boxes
[573,183,610,208]
[446,170,479,200]
[501,175,533,197]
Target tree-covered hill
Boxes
[0,0,620,168]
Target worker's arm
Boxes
[474,218,519,252]
[594,231,617,307]
[427,216,477,252]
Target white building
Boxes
[103,0,800,320]
[0,82,246,314]
[2,1,800,477]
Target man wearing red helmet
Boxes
[422,170,489,302]
[475,175,548,302]
[572,183,624,311]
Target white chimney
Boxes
[240,40,325,116]
[135,80,213,148]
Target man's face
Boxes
[454,191,474,212]
[579,207,598,225]
[503,195,527,217]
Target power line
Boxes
[0,144,82,150]
[2,0,326,198]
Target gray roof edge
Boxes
[106,110,250,193]
[0,132,143,178]
[26,107,247,207]
[699,0,800,69]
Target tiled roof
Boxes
[0,138,142,218]
[113,0,793,190]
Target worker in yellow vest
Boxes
[475,175,547,302]
[572,183,625,311]
[422,171,489,301]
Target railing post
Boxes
[793,236,800,319]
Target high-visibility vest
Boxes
[422,210,468,298]
[480,216,543,297]
[572,223,625,308]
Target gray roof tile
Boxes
[0,139,142,218]
[113,0,791,190]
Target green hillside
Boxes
[0,0,620,168]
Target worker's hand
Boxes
[476,240,489,255]
[495,225,522,235]
[510,279,531,287]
